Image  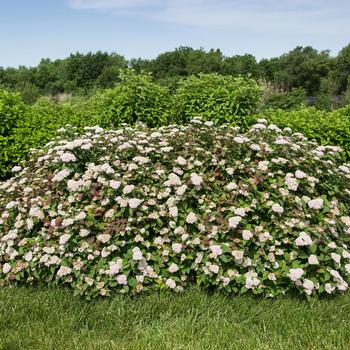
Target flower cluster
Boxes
[1,118,350,299]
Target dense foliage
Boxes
[0,90,26,137]
[1,70,349,180]
[172,74,261,126]
[0,91,27,177]
[95,70,171,128]
[262,107,350,161]
[1,119,350,300]
[0,72,263,178]
[1,44,350,107]
[0,52,127,102]
[262,88,307,111]
[0,97,98,178]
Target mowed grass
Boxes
[1,287,350,350]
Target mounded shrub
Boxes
[0,90,26,137]
[97,70,171,128]
[261,107,350,161]
[0,73,262,177]
[172,73,262,127]
[1,119,350,299]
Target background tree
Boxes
[222,54,261,78]
[268,46,332,95]
[329,44,350,95]
[0,44,349,108]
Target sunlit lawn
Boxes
[1,286,350,350]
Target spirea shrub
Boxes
[1,119,350,299]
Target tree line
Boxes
[1,44,349,107]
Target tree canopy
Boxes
[0,44,349,105]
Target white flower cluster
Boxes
[1,120,350,299]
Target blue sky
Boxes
[1,0,349,67]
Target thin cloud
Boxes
[67,0,350,35]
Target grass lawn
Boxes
[1,287,350,350]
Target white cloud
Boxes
[67,0,350,35]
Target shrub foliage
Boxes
[96,70,171,128]
[0,97,99,178]
[0,72,264,178]
[0,90,26,137]
[262,107,350,161]
[0,90,27,178]
[172,74,262,126]
[1,119,350,299]
[1,72,350,180]
[262,88,307,111]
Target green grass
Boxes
[1,287,350,350]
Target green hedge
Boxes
[0,90,27,176]
[260,107,350,161]
[0,98,101,178]
[172,73,261,127]
[3,72,350,179]
[93,70,171,128]
[0,90,26,137]
[0,71,174,177]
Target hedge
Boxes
[260,107,350,161]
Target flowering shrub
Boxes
[1,119,350,299]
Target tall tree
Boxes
[267,46,332,94]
